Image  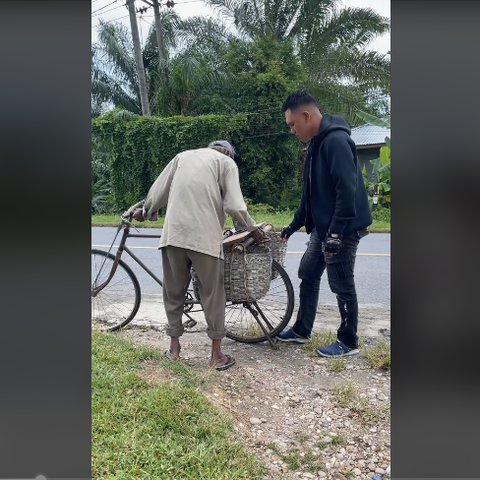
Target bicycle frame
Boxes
[92,221,202,314]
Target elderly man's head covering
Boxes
[208,140,235,158]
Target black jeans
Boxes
[292,228,368,348]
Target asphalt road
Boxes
[92,227,390,308]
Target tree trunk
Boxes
[126,0,151,115]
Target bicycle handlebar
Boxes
[121,200,145,223]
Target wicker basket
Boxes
[264,231,287,279]
[192,244,272,302]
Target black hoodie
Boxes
[288,114,372,238]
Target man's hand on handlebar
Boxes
[122,200,146,223]
[132,208,145,222]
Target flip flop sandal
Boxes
[164,350,180,361]
[214,354,236,371]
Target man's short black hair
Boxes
[282,90,319,112]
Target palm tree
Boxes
[92,14,233,116]
[92,11,181,115]
[206,0,390,114]
[144,16,233,115]
[92,21,141,114]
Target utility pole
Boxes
[141,0,166,70]
[126,0,151,115]
[153,0,166,65]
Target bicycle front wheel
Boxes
[91,249,141,331]
[225,259,294,343]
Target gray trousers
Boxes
[161,246,226,340]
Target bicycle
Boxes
[91,201,294,346]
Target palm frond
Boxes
[305,45,390,94]
[286,0,337,39]
[206,0,265,39]
[206,0,243,21]
[304,79,368,124]
[175,16,235,53]
[143,9,181,56]
[111,109,139,120]
[95,21,137,85]
[91,73,140,114]
[310,7,389,50]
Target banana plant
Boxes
[356,110,390,208]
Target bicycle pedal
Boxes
[183,319,197,329]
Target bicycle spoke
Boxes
[252,302,275,331]
[91,250,140,331]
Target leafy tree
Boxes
[92,14,229,116]
[207,0,390,118]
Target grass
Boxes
[316,433,346,450]
[92,211,390,233]
[369,220,390,233]
[333,384,357,408]
[293,431,310,445]
[92,332,265,479]
[363,340,391,370]
[91,214,163,228]
[331,434,346,446]
[268,441,325,474]
[326,357,346,373]
[90,213,293,230]
[333,383,388,424]
[304,330,337,357]
[245,323,264,337]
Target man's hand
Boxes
[322,234,342,257]
[132,208,145,222]
[280,225,293,243]
[251,227,265,245]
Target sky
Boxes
[91,0,390,55]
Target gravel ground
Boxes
[118,310,391,480]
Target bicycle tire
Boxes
[225,260,294,343]
[91,249,141,331]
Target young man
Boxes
[134,140,258,370]
[276,91,372,357]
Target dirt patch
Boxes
[137,359,177,386]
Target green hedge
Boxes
[92,112,302,211]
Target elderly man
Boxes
[134,140,257,370]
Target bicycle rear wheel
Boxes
[91,249,141,331]
[225,260,294,343]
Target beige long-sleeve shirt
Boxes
[143,148,256,259]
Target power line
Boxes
[237,108,283,116]
[92,4,125,18]
[94,13,155,27]
[92,0,120,15]
[92,3,126,17]
[237,131,290,140]
[94,13,130,24]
